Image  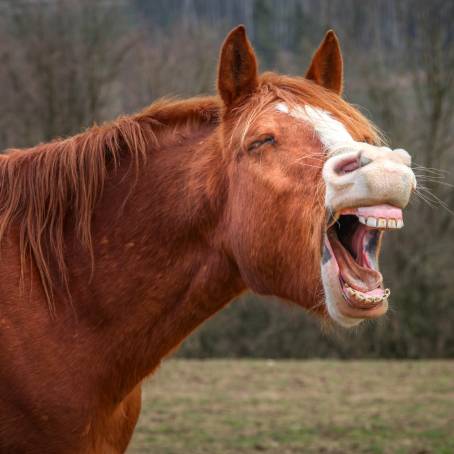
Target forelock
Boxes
[225,74,384,151]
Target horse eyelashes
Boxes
[247,135,276,152]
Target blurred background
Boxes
[0,0,453,361]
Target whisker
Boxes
[414,174,446,180]
[412,163,449,176]
[297,163,323,169]
[417,186,454,215]
[416,179,454,188]
[414,189,438,209]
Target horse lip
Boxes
[326,204,404,231]
[337,292,389,319]
[344,296,384,310]
[340,276,388,310]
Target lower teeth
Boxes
[345,285,391,304]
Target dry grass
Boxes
[128,360,454,454]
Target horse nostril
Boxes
[334,152,373,175]
[359,154,373,168]
[336,157,360,174]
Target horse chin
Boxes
[321,204,404,327]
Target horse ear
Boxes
[305,30,343,95]
[217,25,258,108]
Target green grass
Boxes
[128,360,454,453]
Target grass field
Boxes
[129,360,454,454]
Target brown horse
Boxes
[0,26,415,452]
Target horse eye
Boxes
[247,135,276,152]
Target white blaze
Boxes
[276,102,355,153]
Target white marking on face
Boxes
[276,102,355,153]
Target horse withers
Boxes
[0,26,415,452]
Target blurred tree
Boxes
[252,0,278,68]
[122,20,221,113]
[0,0,134,148]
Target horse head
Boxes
[217,26,416,327]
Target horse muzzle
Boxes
[323,143,416,214]
[320,143,416,327]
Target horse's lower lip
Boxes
[323,207,393,320]
[344,296,383,310]
[337,293,388,319]
[338,271,391,311]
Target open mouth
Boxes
[325,204,403,313]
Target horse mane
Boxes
[0,96,220,313]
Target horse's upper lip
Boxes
[326,204,404,230]
[324,204,403,310]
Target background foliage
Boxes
[0,0,453,358]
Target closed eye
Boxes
[247,135,276,152]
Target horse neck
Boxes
[66,122,245,401]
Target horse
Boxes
[0,26,415,453]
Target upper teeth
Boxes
[358,216,403,229]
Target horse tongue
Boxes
[329,232,382,292]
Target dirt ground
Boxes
[128,359,454,453]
